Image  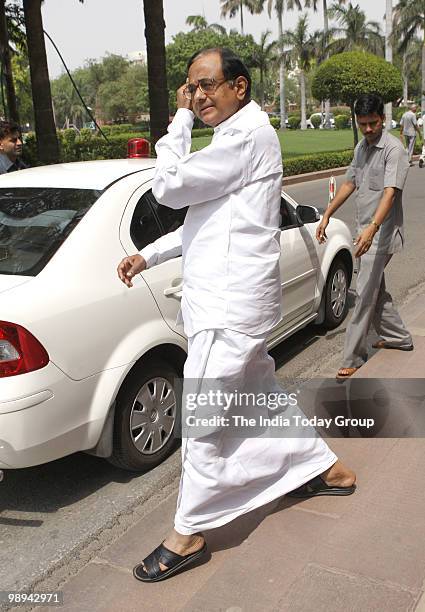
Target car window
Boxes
[142,189,187,234]
[279,197,299,230]
[0,187,102,276]
[130,192,164,250]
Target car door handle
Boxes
[164,282,183,298]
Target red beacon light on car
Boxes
[127,138,150,158]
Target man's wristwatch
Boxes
[370,219,380,230]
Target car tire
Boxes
[109,360,182,472]
[322,258,349,329]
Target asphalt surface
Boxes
[1,166,424,597]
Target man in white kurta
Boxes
[118,48,355,582]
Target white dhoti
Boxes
[174,329,338,535]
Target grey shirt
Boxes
[345,131,409,254]
[0,153,14,174]
[400,110,417,137]
[0,153,27,174]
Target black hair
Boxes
[354,94,385,118]
[0,120,21,140]
[187,47,251,99]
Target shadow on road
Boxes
[0,452,137,522]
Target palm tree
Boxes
[305,0,347,127]
[186,15,227,35]
[143,0,169,146]
[261,0,305,131]
[385,0,393,131]
[283,14,315,130]
[327,2,384,56]
[393,0,425,118]
[252,30,278,109]
[220,0,263,35]
[400,38,422,103]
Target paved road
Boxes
[1,166,424,596]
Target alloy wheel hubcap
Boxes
[129,377,176,455]
[331,269,347,318]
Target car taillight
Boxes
[0,321,49,377]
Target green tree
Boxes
[166,29,258,111]
[260,0,306,130]
[220,0,263,35]
[143,0,169,145]
[305,0,347,127]
[252,30,277,109]
[0,0,18,121]
[98,63,149,122]
[393,0,425,117]
[312,51,403,145]
[0,1,26,122]
[11,53,33,126]
[51,55,150,126]
[283,15,316,129]
[186,15,227,35]
[327,2,384,56]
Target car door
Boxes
[119,184,186,337]
[278,195,318,329]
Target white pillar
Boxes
[385,0,393,131]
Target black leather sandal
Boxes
[133,541,207,583]
[287,475,356,498]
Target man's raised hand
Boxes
[117,254,146,288]
[177,84,193,111]
[316,215,329,244]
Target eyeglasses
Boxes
[183,78,232,100]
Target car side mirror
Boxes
[296,205,321,225]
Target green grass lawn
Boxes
[190,128,404,160]
[191,129,356,158]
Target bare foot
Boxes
[321,460,356,488]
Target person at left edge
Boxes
[0,120,28,174]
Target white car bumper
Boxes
[0,362,126,469]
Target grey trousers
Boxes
[404,135,416,161]
[342,252,413,368]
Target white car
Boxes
[0,160,354,474]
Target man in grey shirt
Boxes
[400,104,421,164]
[316,94,413,378]
[0,121,27,174]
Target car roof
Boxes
[0,159,156,190]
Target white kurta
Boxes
[143,102,283,337]
[140,101,337,534]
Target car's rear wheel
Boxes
[322,258,349,329]
[109,360,181,472]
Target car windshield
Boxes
[0,187,102,276]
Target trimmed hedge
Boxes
[283,150,354,177]
[311,115,322,129]
[23,131,421,179]
[334,114,351,130]
[22,128,218,166]
[288,115,301,130]
[22,132,144,165]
